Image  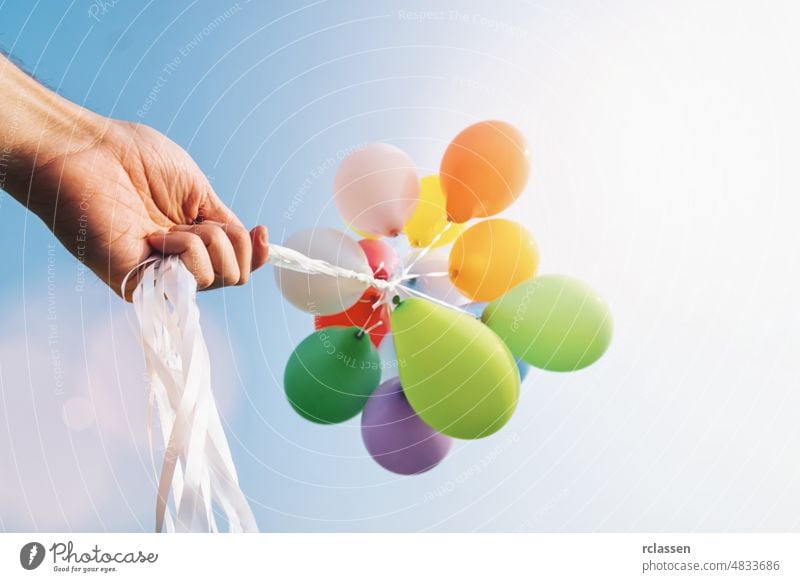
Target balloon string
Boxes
[401,222,453,278]
[395,282,473,316]
[126,256,258,533]
[267,244,395,293]
[267,241,476,317]
[358,293,384,331]
[357,320,385,337]
[398,270,449,283]
[121,256,160,298]
[372,289,398,314]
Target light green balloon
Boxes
[392,298,519,439]
[482,275,612,372]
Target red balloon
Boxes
[314,288,391,347]
[358,239,400,281]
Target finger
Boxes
[147,231,215,289]
[198,188,262,283]
[226,223,253,285]
[171,224,241,287]
[200,186,269,278]
[250,225,269,272]
[197,219,253,285]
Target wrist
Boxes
[0,56,108,206]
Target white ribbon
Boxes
[266,244,396,293]
[128,256,258,533]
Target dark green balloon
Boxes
[483,275,613,372]
[284,326,381,424]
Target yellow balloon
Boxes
[403,176,463,248]
[449,219,539,301]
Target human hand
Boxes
[31,120,269,300]
[1,55,269,300]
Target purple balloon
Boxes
[361,378,451,475]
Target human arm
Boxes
[0,53,269,299]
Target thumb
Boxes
[200,188,244,228]
[250,225,269,271]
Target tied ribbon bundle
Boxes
[267,242,462,311]
[129,256,257,533]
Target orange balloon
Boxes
[449,219,539,302]
[314,288,390,347]
[440,121,530,223]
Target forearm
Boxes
[0,54,107,207]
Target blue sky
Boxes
[2,0,800,532]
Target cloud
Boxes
[0,289,240,532]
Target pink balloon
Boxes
[334,143,420,237]
[358,239,400,281]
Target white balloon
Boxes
[274,228,371,315]
[404,248,468,306]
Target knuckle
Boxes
[224,265,242,286]
[227,225,249,245]
[187,234,207,254]
[198,270,215,289]
[208,226,229,248]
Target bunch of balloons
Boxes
[274,121,613,475]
